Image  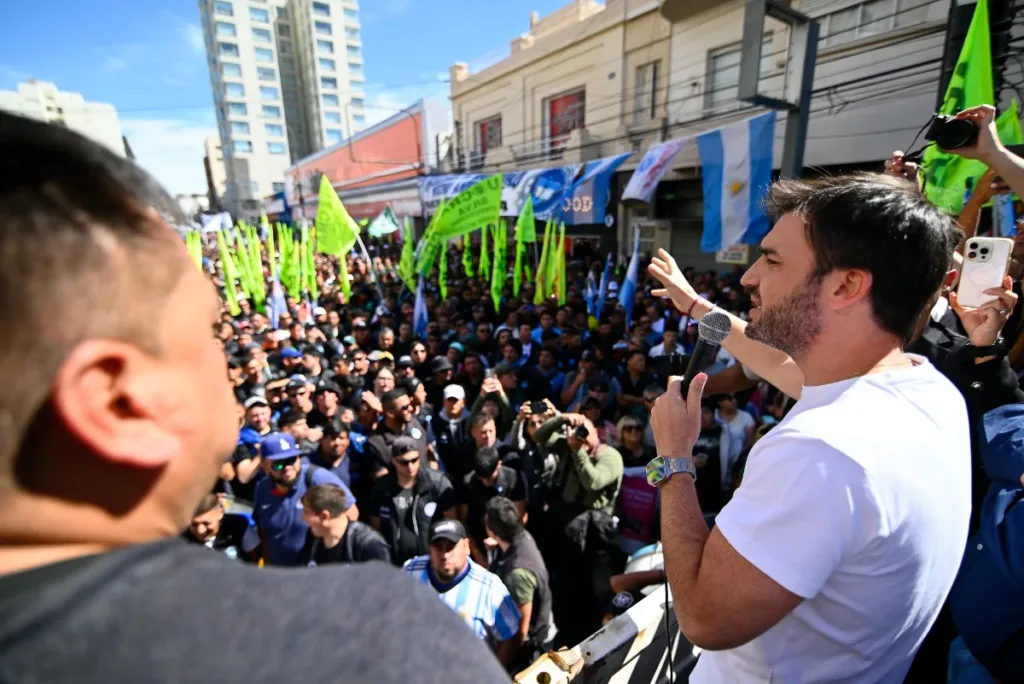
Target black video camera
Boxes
[924,114,978,151]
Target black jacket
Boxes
[181,513,253,562]
[368,467,455,566]
[299,520,391,566]
[490,530,554,650]
[433,410,472,483]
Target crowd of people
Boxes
[7,95,1024,682]
[178,107,1024,682]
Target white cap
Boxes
[443,384,466,401]
[313,306,327,316]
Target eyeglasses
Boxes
[270,456,299,472]
[394,456,420,467]
[397,403,414,412]
[623,425,643,433]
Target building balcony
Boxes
[509,128,599,165]
[659,0,722,23]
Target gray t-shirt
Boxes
[0,539,510,683]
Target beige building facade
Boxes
[448,0,954,271]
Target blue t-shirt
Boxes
[251,462,353,567]
[307,448,352,488]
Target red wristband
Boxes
[686,298,701,317]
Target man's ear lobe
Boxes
[52,339,179,469]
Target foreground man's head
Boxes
[0,111,238,569]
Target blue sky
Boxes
[0,0,572,194]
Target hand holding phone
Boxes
[957,238,1012,308]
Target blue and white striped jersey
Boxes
[403,556,520,643]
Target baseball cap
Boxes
[430,357,454,374]
[313,306,327,316]
[368,350,394,363]
[287,374,309,391]
[243,396,269,410]
[448,341,465,354]
[314,381,341,397]
[397,355,414,369]
[353,320,368,329]
[492,362,515,376]
[430,519,467,544]
[342,335,357,346]
[260,432,303,461]
[375,304,392,318]
[580,349,598,363]
[280,347,303,360]
[443,384,466,401]
[391,436,419,458]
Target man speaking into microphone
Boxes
[647,174,972,683]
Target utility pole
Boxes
[737,0,819,179]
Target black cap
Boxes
[396,355,414,369]
[429,519,467,544]
[492,362,515,376]
[314,381,341,397]
[391,436,419,458]
[430,357,454,374]
[580,349,598,362]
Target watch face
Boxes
[646,456,667,486]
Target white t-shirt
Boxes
[692,358,971,684]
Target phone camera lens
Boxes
[968,252,977,259]
[981,247,990,255]
[969,242,979,251]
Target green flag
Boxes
[338,259,351,302]
[247,225,266,312]
[518,195,536,242]
[315,175,360,256]
[367,206,401,238]
[549,223,564,302]
[186,231,203,271]
[299,226,309,296]
[491,221,507,312]
[922,0,993,212]
[997,99,1024,145]
[462,234,475,278]
[216,229,241,316]
[267,223,277,280]
[533,221,552,305]
[431,174,503,240]
[479,218,490,281]
[306,235,318,302]
[513,223,524,297]
[398,219,416,292]
[439,241,449,301]
[558,224,567,306]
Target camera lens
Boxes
[969,242,978,251]
[981,247,990,255]
[968,252,977,259]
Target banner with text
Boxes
[622,138,691,204]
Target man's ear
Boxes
[944,269,958,289]
[52,339,180,469]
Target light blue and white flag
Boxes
[993,193,1017,237]
[618,227,641,325]
[267,275,288,330]
[596,252,613,305]
[696,110,775,253]
[622,137,691,204]
[413,275,429,339]
[367,206,401,238]
[585,271,597,316]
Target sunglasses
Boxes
[270,456,299,472]
[394,456,420,467]
[623,425,643,433]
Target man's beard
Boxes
[745,276,825,358]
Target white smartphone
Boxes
[957,237,1012,307]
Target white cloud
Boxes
[185,24,205,56]
[121,117,217,195]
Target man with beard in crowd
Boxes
[0,111,509,683]
[306,419,354,488]
[251,432,358,567]
[365,388,431,477]
[369,437,456,566]
[307,382,342,430]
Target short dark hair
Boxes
[503,339,523,356]
[381,388,408,408]
[0,112,187,462]
[192,493,222,517]
[765,174,960,341]
[398,377,422,395]
[485,496,522,543]
[473,446,501,477]
[471,413,495,431]
[278,409,306,429]
[301,484,349,517]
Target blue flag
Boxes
[696,110,775,252]
[618,227,641,325]
[596,253,613,309]
[413,275,428,339]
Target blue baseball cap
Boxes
[260,432,303,461]
[281,347,303,360]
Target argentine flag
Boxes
[696,111,775,252]
[413,275,429,339]
[618,227,641,325]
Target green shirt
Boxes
[505,567,538,606]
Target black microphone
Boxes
[681,310,731,397]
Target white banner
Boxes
[621,137,690,204]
